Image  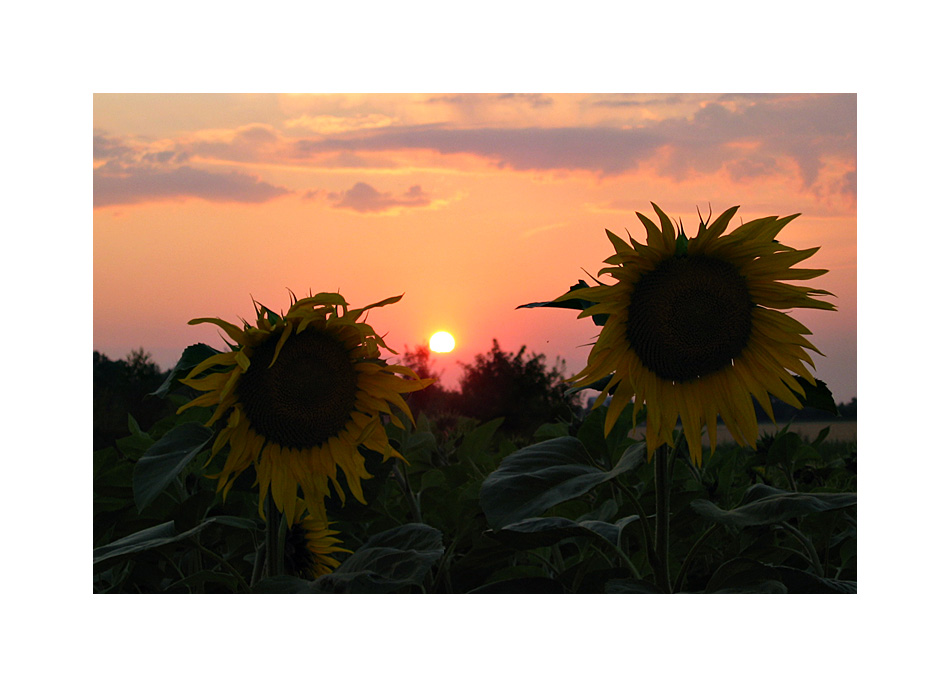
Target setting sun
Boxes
[429,330,456,353]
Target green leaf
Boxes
[468,577,568,593]
[150,343,222,398]
[791,376,839,416]
[479,437,646,529]
[605,579,664,593]
[93,516,259,567]
[165,570,247,593]
[771,565,857,593]
[766,430,802,466]
[133,422,213,512]
[705,558,855,593]
[457,417,505,465]
[311,523,444,593]
[692,486,856,528]
[419,469,447,492]
[576,403,637,467]
[517,280,594,312]
[517,280,609,326]
[705,558,785,593]
[115,416,155,460]
[253,575,315,593]
[491,514,641,549]
[674,231,689,257]
[403,431,437,465]
[533,422,570,441]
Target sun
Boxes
[429,330,456,353]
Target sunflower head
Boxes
[177,292,433,524]
[559,203,835,465]
[283,499,350,579]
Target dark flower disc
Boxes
[283,522,317,578]
[625,255,753,382]
[237,328,358,449]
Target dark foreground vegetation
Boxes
[93,344,856,593]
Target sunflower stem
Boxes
[619,481,657,571]
[393,462,423,522]
[673,523,719,593]
[780,522,823,577]
[250,540,265,587]
[264,496,286,578]
[193,539,253,594]
[654,444,672,593]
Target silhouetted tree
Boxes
[400,345,463,435]
[454,339,581,438]
[93,349,174,450]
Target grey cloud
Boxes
[93,131,291,207]
[297,126,662,175]
[725,155,780,182]
[654,94,856,189]
[316,151,399,169]
[591,95,686,108]
[327,182,433,213]
[93,132,134,161]
[94,165,290,207]
[294,95,855,198]
[497,93,554,107]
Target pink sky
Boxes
[93,93,856,401]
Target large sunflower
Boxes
[560,204,834,464]
[177,292,432,523]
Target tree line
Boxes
[93,342,854,451]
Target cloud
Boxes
[94,164,291,207]
[591,94,687,108]
[293,94,856,199]
[324,182,434,214]
[297,125,663,175]
[93,131,290,207]
[93,95,856,208]
[284,113,398,134]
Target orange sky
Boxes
[93,93,856,401]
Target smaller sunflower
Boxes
[283,499,350,579]
[177,292,433,524]
[558,204,835,464]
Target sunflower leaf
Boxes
[490,513,641,550]
[675,231,689,257]
[92,515,250,566]
[517,280,602,318]
[691,487,856,527]
[705,558,855,593]
[479,437,646,529]
[150,343,222,398]
[133,422,214,512]
[790,376,839,416]
[309,523,444,593]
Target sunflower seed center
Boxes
[625,255,752,382]
[237,328,358,449]
[283,522,316,578]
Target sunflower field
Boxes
[92,204,857,593]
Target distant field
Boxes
[633,420,857,445]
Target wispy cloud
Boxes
[93,94,856,208]
[94,164,291,208]
[293,94,855,199]
[284,113,398,135]
[295,125,663,175]
[318,182,436,214]
[93,131,291,207]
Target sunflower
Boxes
[177,292,433,523]
[283,499,350,579]
[560,204,834,465]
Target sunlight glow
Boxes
[429,330,456,353]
